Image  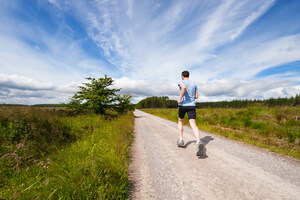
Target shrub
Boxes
[251,121,267,130]
[287,129,300,143]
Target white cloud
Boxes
[112,77,178,96]
[126,0,134,19]
[198,79,299,99]
[0,74,54,90]
[196,0,236,50]
[0,73,80,104]
[47,0,60,8]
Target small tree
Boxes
[65,76,133,115]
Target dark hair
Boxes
[182,70,189,77]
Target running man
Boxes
[177,70,204,156]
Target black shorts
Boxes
[178,106,196,119]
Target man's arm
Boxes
[195,91,198,99]
[178,83,186,104]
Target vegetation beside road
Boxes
[142,106,300,159]
[0,106,134,199]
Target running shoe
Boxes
[196,141,204,156]
[177,138,184,147]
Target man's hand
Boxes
[178,99,182,104]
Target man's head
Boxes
[181,70,189,79]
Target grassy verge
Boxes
[0,107,134,199]
[142,107,300,159]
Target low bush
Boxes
[0,107,75,179]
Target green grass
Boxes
[0,107,134,199]
[142,106,300,159]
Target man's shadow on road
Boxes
[179,136,214,159]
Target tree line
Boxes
[31,104,65,107]
[136,96,178,109]
[136,94,300,109]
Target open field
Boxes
[0,106,134,199]
[131,110,300,199]
[142,106,300,159]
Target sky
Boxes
[0,0,300,105]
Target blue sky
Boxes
[0,0,299,104]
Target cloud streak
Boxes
[71,0,277,81]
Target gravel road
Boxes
[129,110,300,200]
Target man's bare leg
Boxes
[177,118,185,146]
[189,119,204,156]
[189,119,200,142]
[178,118,184,139]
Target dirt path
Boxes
[129,110,300,200]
